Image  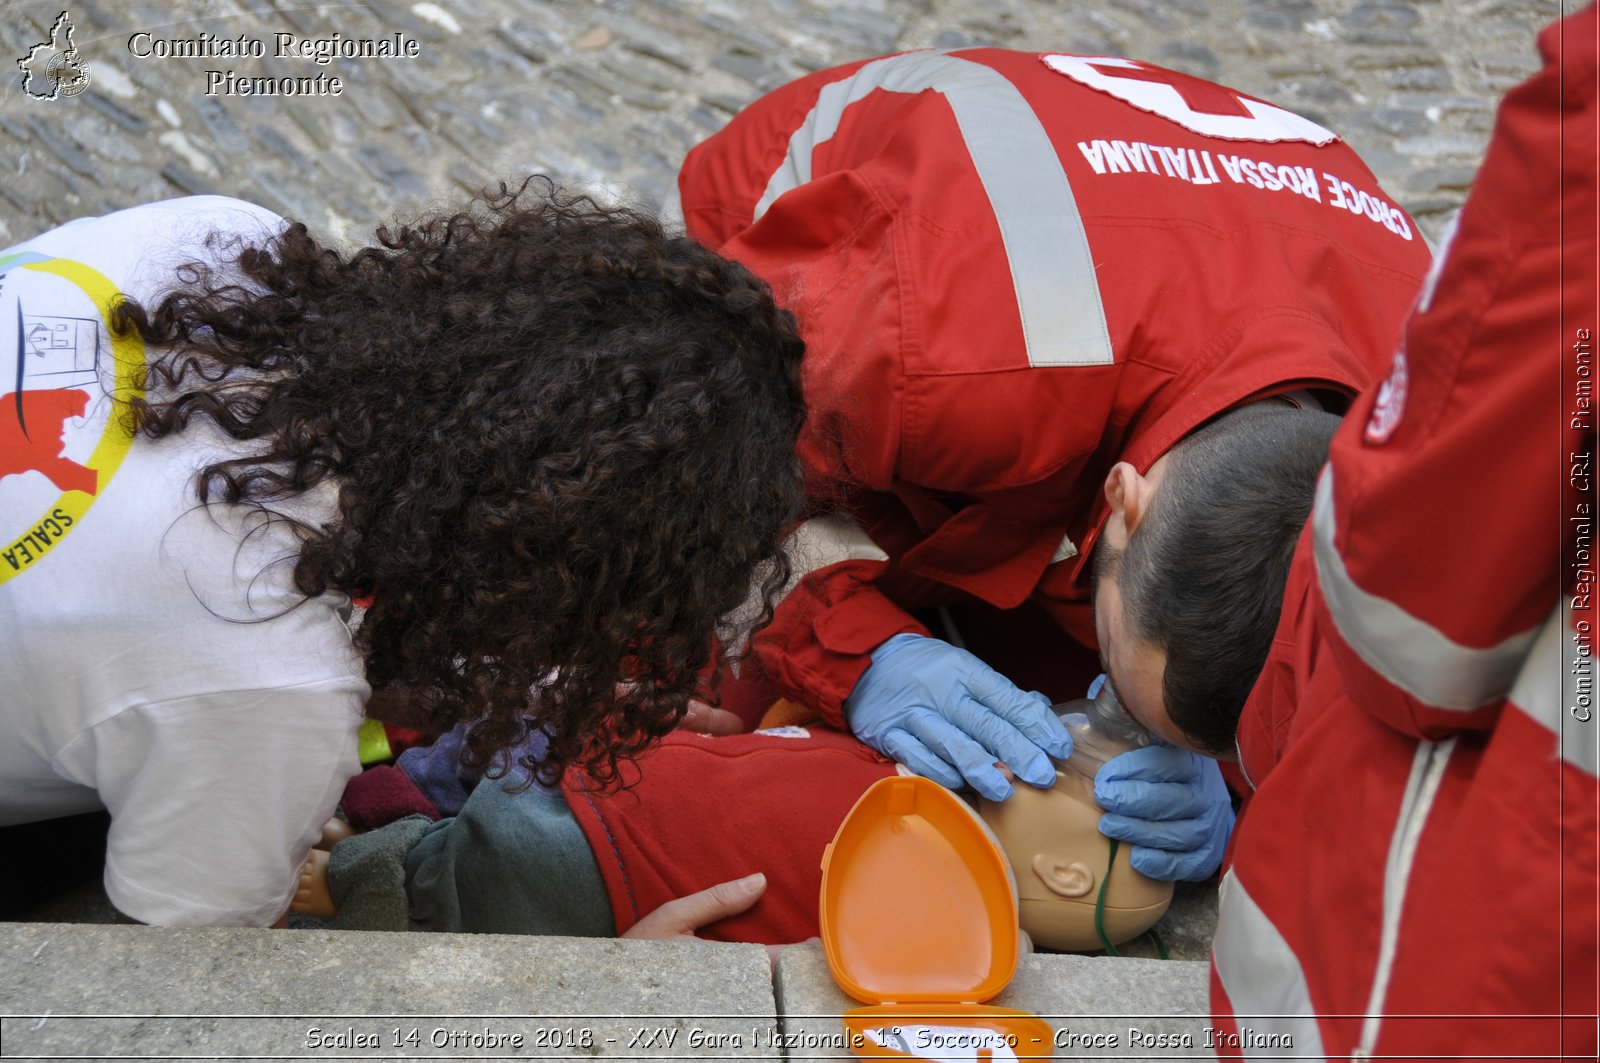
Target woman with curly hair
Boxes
[0,181,806,927]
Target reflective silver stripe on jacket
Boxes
[1415,212,1459,313]
[753,50,1114,368]
[1313,468,1540,709]
[1357,736,1455,1056]
[1511,604,1599,777]
[1212,872,1326,1057]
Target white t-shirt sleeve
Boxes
[58,678,364,927]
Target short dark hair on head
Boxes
[1114,403,1339,755]
[111,176,808,789]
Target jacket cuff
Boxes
[753,558,928,729]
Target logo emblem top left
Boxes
[18,11,92,101]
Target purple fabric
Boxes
[395,723,552,816]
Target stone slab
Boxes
[0,923,780,1060]
[776,943,1215,1059]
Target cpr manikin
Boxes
[979,680,1173,951]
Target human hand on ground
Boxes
[623,873,767,941]
[622,873,792,965]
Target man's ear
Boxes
[1103,462,1157,536]
[1032,854,1096,898]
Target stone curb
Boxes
[0,922,780,1059]
[0,923,1226,1060]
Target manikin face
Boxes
[978,746,1173,951]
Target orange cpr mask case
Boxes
[819,775,1056,1062]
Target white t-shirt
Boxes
[0,197,367,926]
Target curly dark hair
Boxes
[111,178,807,787]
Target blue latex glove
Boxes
[844,633,1074,801]
[1094,744,1235,881]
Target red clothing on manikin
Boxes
[563,726,897,943]
[680,49,1432,722]
[1212,7,1599,1056]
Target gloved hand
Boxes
[844,633,1073,801]
[1094,744,1235,881]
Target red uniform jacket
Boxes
[681,49,1432,721]
[1213,8,1599,1055]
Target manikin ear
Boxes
[1032,854,1096,898]
[1103,462,1158,536]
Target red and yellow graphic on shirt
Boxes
[0,254,144,584]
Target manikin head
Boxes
[977,718,1172,951]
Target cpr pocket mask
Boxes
[819,775,1055,1063]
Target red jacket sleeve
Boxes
[751,559,928,728]
[1312,5,1597,738]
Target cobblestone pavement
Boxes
[0,0,1560,248]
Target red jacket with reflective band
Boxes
[680,49,1431,720]
[1215,8,1599,1056]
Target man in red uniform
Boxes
[681,48,1430,880]
[1205,6,1597,1054]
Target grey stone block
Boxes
[81,92,151,136]
[494,20,557,64]
[191,97,254,156]
[1357,106,1436,137]
[1243,0,1316,34]
[1342,2,1420,31]
[0,924,778,1059]
[1155,42,1222,80]
[1109,0,1207,34]
[795,10,903,55]
[624,37,696,73]
[710,48,785,91]
[24,115,98,178]
[775,942,1212,1059]
[604,54,694,95]
[353,145,429,202]
[1395,131,1491,159]
[1411,163,1480,194]
[1117,879,1219,962]
[1388,64,1455,91]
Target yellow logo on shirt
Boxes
[0,254,144,584]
